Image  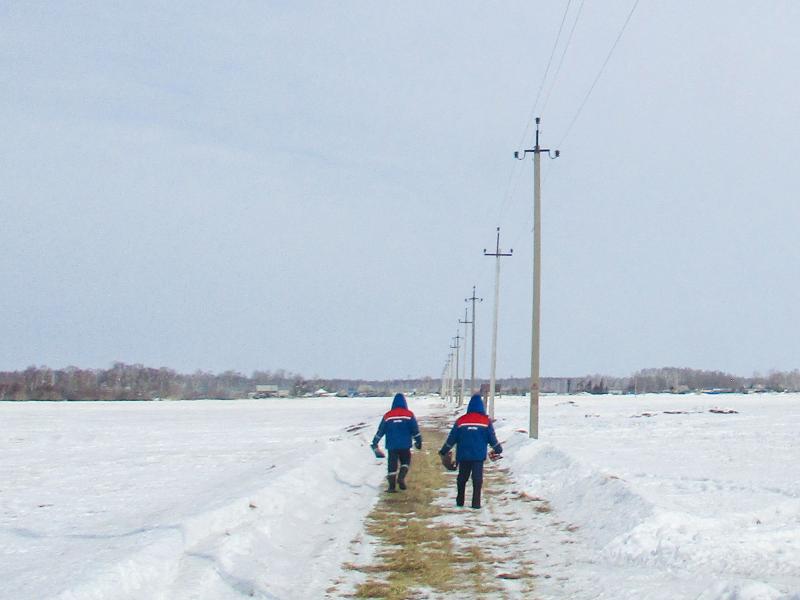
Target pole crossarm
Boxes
[483,227,514,259]
[514,116,561,161]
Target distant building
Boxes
[254,384,279,398]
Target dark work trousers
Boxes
[456,460,484,508]
[387,449,411,476]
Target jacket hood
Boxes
[466,393,485,415]
[391,393,408,409]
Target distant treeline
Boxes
[0,364,302,401]
[557,367,800,395]
[1,364,798,401]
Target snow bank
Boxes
[503,439,654,547]
[54,434,382,600]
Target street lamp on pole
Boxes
[514,117,559,439]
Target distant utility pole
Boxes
[484,227,512,420]
[458,309,471,406]
[447,354,454,401]
[465,286,483,396]
[459,308,472,396]
[450,334,462,405]
[448,353,456,402]
[514,117,559,439]
[442,356,449,401]
[440,358,450,399]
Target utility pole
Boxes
[483,227,512,420]
[447,354,454,401]
[448,353,456,402]
[465,286,483,396]
[514,117,559,439]
[458,309,470,406]
[450,334,462,405]
[441,357,450,399]
[443,355,450,401]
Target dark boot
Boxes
[386,474,397,493]
[397,465,408,490]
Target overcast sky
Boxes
[2,1,799,379]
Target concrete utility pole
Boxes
[449,353,456,402]
[458,309,471,406]
[450,334,462,405]
[465,286,483,396]
[440,358,450,399]
[458,308,472,403]
[514,117,559,439]
[447,354,454,401]
[443,356,450,401]
[484,227,513,420]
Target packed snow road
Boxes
[2,394,798,599]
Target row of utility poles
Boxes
[440,233,511,421]
[440,117,558,439]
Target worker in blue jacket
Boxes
[439,393,502,509]
[371,393,422,492]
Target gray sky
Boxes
[2,1,799,379]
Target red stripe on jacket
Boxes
[456,412,490,428]
[384,407,414,421]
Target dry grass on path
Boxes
[341,423,537,599]
[347,428,461,599]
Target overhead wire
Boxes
[510,0,639,252]
[489,0,574,226]
[517,0,573,150]
[539,0,586,118]
[440,2,643,381]
[453,2,643,380]
[557,0,641,147]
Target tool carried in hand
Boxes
[440,449,458,471]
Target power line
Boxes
[492,0,574,224]
[558,0,641,147]
[540,0,586,117]
[496,1,639,269]
[518,0,573,151]
[505,0,638,240]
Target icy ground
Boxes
[1,394,798,599]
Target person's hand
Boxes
[373,446,385,458]
[414,439,422,450]
[488,450,502,462]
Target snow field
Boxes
[3,394,798,600]
[494,393,800,599]
[0,398,400,600]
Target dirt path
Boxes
[328,411,582,599]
